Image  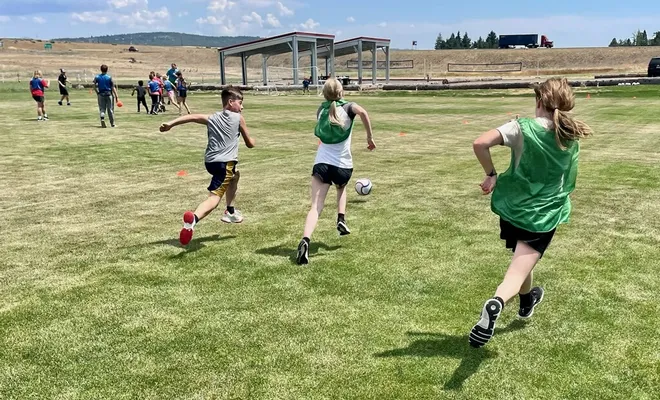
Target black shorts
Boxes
[499,218,556,257]
[178,90,187,98]
[205,161,237,197]
[312,163,353,187]
[32,95,44,103]
[59,87,69,96]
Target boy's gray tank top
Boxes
[205,110,241,163]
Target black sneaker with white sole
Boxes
[296,240,309,265]
[469,297,503,348]
[337,220,351,236]
[518,287,544,319]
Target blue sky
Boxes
[0,0,658,48]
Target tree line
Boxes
[609,30,660,46]
[434,31,499,50]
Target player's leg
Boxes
[183,98,191,114]
[108,96,115,127]
[469,242,540,348]
[221,164,243,223]
[42,100,47,120]
[98,94,106,127]
[297,167,332,265]
[169,92,180,110]
[334,167,352,235]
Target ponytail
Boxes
[328,101,341,126]
[322,78,344,126]
[534,78,592,150]
[552,108,592,150]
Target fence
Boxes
[346,60,414,70]
[447,62,523,73]
[0,69,224,85]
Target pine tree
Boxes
[651,31,660,46]
[447,33,456,49]
[609,38,618,47]
[435,33,445,50]
[486,31,498,48]
[462,32,471,49]
[456,31,461,48]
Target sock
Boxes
[494,296,505,309]
[519,292,533,308]
[194,214,199,224]
[337,213,345,223]
[227,206,235,214]
[302,237,310,244]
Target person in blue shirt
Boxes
[93,64,119,128]
[163,77,180,112]
[166,63,178,105]
[148,73,162,115]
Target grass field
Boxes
[1,84,659,399]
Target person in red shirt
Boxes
[29,70,49,121]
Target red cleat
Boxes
[179,211,195,245]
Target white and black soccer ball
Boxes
[355,178,372,195]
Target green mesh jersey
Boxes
[491,117,580,233]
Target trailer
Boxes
[499,34,553,49]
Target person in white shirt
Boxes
[296,78,376,265]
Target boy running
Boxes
[469,77,592,348]
[159,88,255,245]
[131,80,148,113]
[93,64,119,128]
[296,78,375,265]
[29,70,49,121]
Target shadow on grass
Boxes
[348,199,369,204]
[374,319,528,390]
[255,242,341,263]
[147,234,236,257]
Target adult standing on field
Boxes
[166,63,179,104]
[93,64,119,128]
[58,69,70,106]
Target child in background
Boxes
[296,78,376,265]
[163,77,180,112]
[175,71,191,115]
[148,74,161,115]
[156,72,165,112]
[57,69,70,106]
[29,70,49,121]
[132,80,148,113]
[159,88,255,245]
[468,77,592,348]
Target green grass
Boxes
[1,85,659,399]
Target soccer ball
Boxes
[355,178,372,195]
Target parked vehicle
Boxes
[128,46,138,52]
[648,57,660,77]
[499,34,553,49]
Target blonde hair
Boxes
[533,77,592,149]
[322,78,343,126]
[33,70,42,79]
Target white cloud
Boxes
[196,15,225,25]
[242,11,263,26]
[277,1,293,16]
[208,0,235,11]
[32,16,46,24]
[72,11,111,24]
[300,18,319,30]
[118,7,170,26]
[346,16,355,23]
[178,11,189,17]
[0,16,10,22]
[378,22,387,27]
[266,13,280,27]
[108,0,147,9]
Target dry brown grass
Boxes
[1,39,658,83]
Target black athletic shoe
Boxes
[337,220,351,236]
[296,240,309,265]
[518,287,544,319]
[469,298,503,348]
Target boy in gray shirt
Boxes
[159,88,255,245]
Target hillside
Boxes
[53,32,260,48]
[1,39,658,84]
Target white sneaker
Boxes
[221,210,243,223]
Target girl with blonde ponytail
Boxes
[468,77,592,348]
[296,78,376,265]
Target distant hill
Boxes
[52,32,260,48]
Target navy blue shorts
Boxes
[205,161,237,196]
